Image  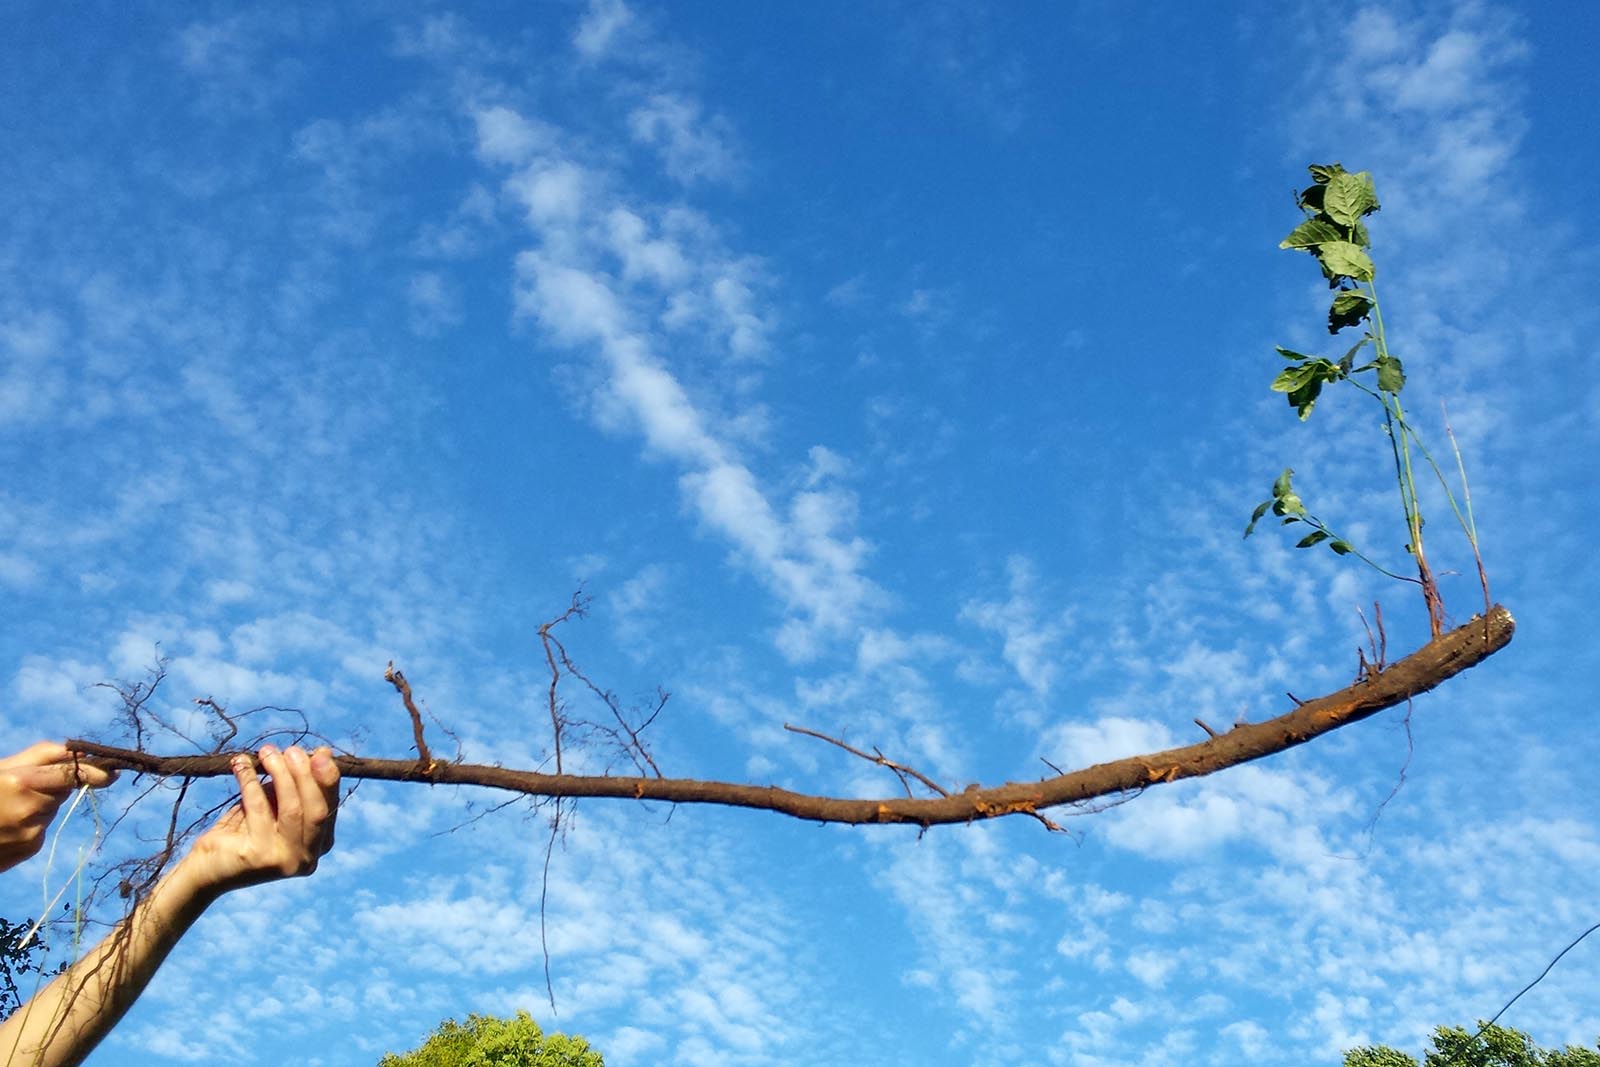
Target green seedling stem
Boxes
[1245,163,1486,639]
[1366,275,1444,635]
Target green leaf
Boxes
[1268,469,1308,518]
[1287,379,1323,419]
[1280,219,1344,250]
[1276,346,1317,361]
[1339,337,1371,371]
[1375,353,1406,393]
[1299,165,1344,210]
[1317,241,1375,282]
[1244,499,1272,538]
[1355,171,1379,212]
[1280,358,1341,386]
[1269,364,1317,393]
[1296,530,1330,548]
[1271,358,1342,417]
[1328,290,1372,333]
[1324,171,1379,226]
[1329,540,1354,555]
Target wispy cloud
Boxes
[628,94,742,186]
[474,95,881,661]
[961,554,1070,700]
[573,0,636,62]
[884,1,1029,135]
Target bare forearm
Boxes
[0,862,218,1067]
[0,744,338,1066]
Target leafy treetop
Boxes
[378,1011,605,1067]
[1345,1023,1600,1067]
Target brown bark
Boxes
[67,605,1514,830]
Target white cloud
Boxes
[505,160,593,228]
[886,2,1028,135]
[681,462,783,556]
[1125,949,1176,989]
[204,578,254,606]
[471,106,552,166]
[609,563,670,636]
[573,0,634,60]
[825,275,868,309]
[1297,2,1529,231]
[407,271,461,335]
[1,311,69,428]
[1223,1019,1271,1060]
[514,253,625,346]
[0,551,40,590]
[603,1025,665,1063]
[708,269,766,358]
[606,208,692,288]
[628,94,740,185]
[1390,29,1519,114]
[7,655,109,740]
[1043,715,1175,769]
[961,555,1068,698]
[358,890,546,976]
[1100,786,1248,859]
[490,110,880,660]
[411,184,498,259]
[389,13,500,66]
[874,834,1020,1035]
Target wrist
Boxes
[160,853,232,914]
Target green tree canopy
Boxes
[1345,1023,1600,1067]
[378,1011,604,1067]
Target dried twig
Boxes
[539,598,663,779]
[1356,600,1388,682]
[537,595,589,774]
[384,662,434,771]
[193,698,238,750]
[783,723,950,799]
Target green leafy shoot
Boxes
[1246,164,1490,636]
[1243,468,1410,580]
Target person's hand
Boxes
[0,742,117,872]
[178,744,340,896]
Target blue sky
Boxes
[3,1,1598,1065]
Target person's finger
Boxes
[67,761,116,788]
[257,745,302,844]
[0,742,70,771]
[309,747,339,853]
[14,761,116,795]
[283,746,327,839]
[309,747,339,792]
[232,749,272,831]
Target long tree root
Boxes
[68,605,1514,831]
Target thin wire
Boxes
[1449,919,1600,1062]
